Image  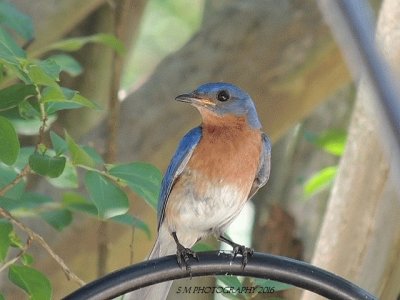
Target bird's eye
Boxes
[216,90,230,102]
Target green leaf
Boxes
[0,27,26,65]
[29,152,66,178]
[252,278,292,292]
[9,230,24,248]
[7,112,56,136]
[0,192,53,213]
[0,1,34,40]
[0,166,26,200]
[39,209,72,231]
[42,87,99,111]
[192,242,214,252]
[45,101,82,114]
[109,162,162,210]
[0,115,20,165]
[84,171,129,219]
[0,293,5,300]
[82,146,104,165]
[217,275,243,290]
[111,214,150,238]
[50,131,67,155]
[304,129,347,156]
[304,166,338,197]
[37,59,61,81]
[21,253,34,266]
[8,265,52,300]
[18,99,41,119]
[46,33,125,55]
[65,131,95,167]
[0,220,12,262]
[62,192,97,215]
[47,159,78,189]
[48,54,82,77]
[0,84,36,111]
[26,64,59,88]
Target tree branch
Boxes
[0,207,85,286]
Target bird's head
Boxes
[175,82,261,129]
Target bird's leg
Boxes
[218,235,254,268]
[172,232,198,272]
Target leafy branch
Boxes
[0,2,160,299]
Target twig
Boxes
[0,207,85,286]
[0,164,31,197]
[0,237,32,273]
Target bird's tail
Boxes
[123,235,176,300]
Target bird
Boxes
[126,82,271,300]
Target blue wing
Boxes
[157,126,202,229]
[249,133,271,199]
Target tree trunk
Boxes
[301,0,400,299]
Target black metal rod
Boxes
[63,251,377,300]
[336,0,400,154]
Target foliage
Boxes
[0,1,161,298]
[303,129,347,198]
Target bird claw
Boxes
[231,244,254,268]
[176,244,198,273]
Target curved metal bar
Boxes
[63,251,377,300]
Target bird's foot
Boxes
[176,243,198,272]
[172,231,198,273]
[231,243,254,268]
[218,235,253,268]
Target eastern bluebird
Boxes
[128,82,271,300]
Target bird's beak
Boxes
[175,92,216,107]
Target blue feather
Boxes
[157,126,202,229]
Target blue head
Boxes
[175,82,262,129]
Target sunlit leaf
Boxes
[84,171,129,219]
[304,129,347,156]
[0,220,12,262]
[39,209,72,231]
[29,152,66,178]
[304,166,338,197]
[9,265,52,300]
[0,1,34,40]
[65,131,95,167]
[48,54,82,77]
[0,84,36,111]
[111,214,150,238]
[0,115,20,165]
[109,162,162,210]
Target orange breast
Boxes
[188,114,262,195]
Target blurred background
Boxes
[1,0,399,299]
